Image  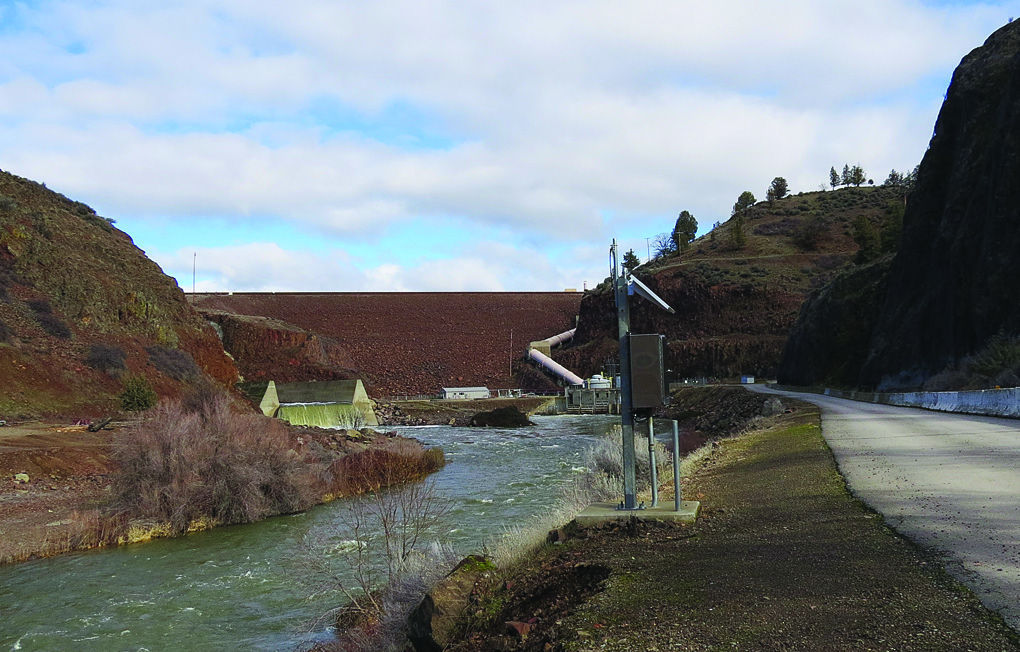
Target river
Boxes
[0,415,614,651]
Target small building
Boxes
[441,386,490,400]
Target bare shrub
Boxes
[337,408,366,429]
[586,424,669,492]
[85,343,126,374]
[923,369,969,391]
[145,345,199,380]
[302,480,454,650]
[328,438,445,497]
[112,394,321,534]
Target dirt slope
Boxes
[0,170,237,418]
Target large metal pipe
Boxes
[527,348,584,386]
[536,328,576,349]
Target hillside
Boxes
[558,185,906,382]
[781,20,1020,390]
[192,292,583,397]
[0,170,237,418]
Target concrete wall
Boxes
[819,386,1019,418]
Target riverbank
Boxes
[0,417,441,565]
[448,402,1020,650]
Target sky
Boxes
[1,1,1017,292]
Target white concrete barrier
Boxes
[819,387,1019,418]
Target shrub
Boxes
[328,438,446,497]
[0,195,16,212]
[145,345,199,380]
[85,344,127,374]
[0,319,10,343]
[586,424,669,492]
[967,333,1020,379]
[120,375,157,411]
[28,300,72,339]
[112,394,321,535]
[793,214,828,251]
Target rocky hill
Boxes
[781,20,1020,390]
[192,292,583,397]
[0,170,238,418]
[558,185,906,382]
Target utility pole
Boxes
[611,239,675,510]
[611,240,638,508]
[192,252,197,296]
[509,328,513,380]
[645,237,651,263]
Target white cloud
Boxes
[0,0,1015,289]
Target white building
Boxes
[441,386,491,400]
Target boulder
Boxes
[407,555,493,651]
[14,473,29,484]
[468,406,534,427]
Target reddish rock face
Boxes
[194,292,582,397]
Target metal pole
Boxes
[672,419,681,511]
[192,252,196,295]
[648,415,658,507]
[612,240,637,509]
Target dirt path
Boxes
[0,423,115,564]
[454,407,1019,650]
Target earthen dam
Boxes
[192,292,584,397]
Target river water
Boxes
[0,415,614,651]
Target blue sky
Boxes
[1,0,1017,291]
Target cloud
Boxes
[154,238,606,292]
[0,0,1014,289]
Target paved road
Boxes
[750,385,1020,630]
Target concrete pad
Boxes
[575,501,701,525]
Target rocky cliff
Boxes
[780,21,1020,390]
[0,170,238,417]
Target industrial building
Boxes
[440,387,491,400]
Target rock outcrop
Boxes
[780,20,1020,389]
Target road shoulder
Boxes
[450,405,1020,650]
